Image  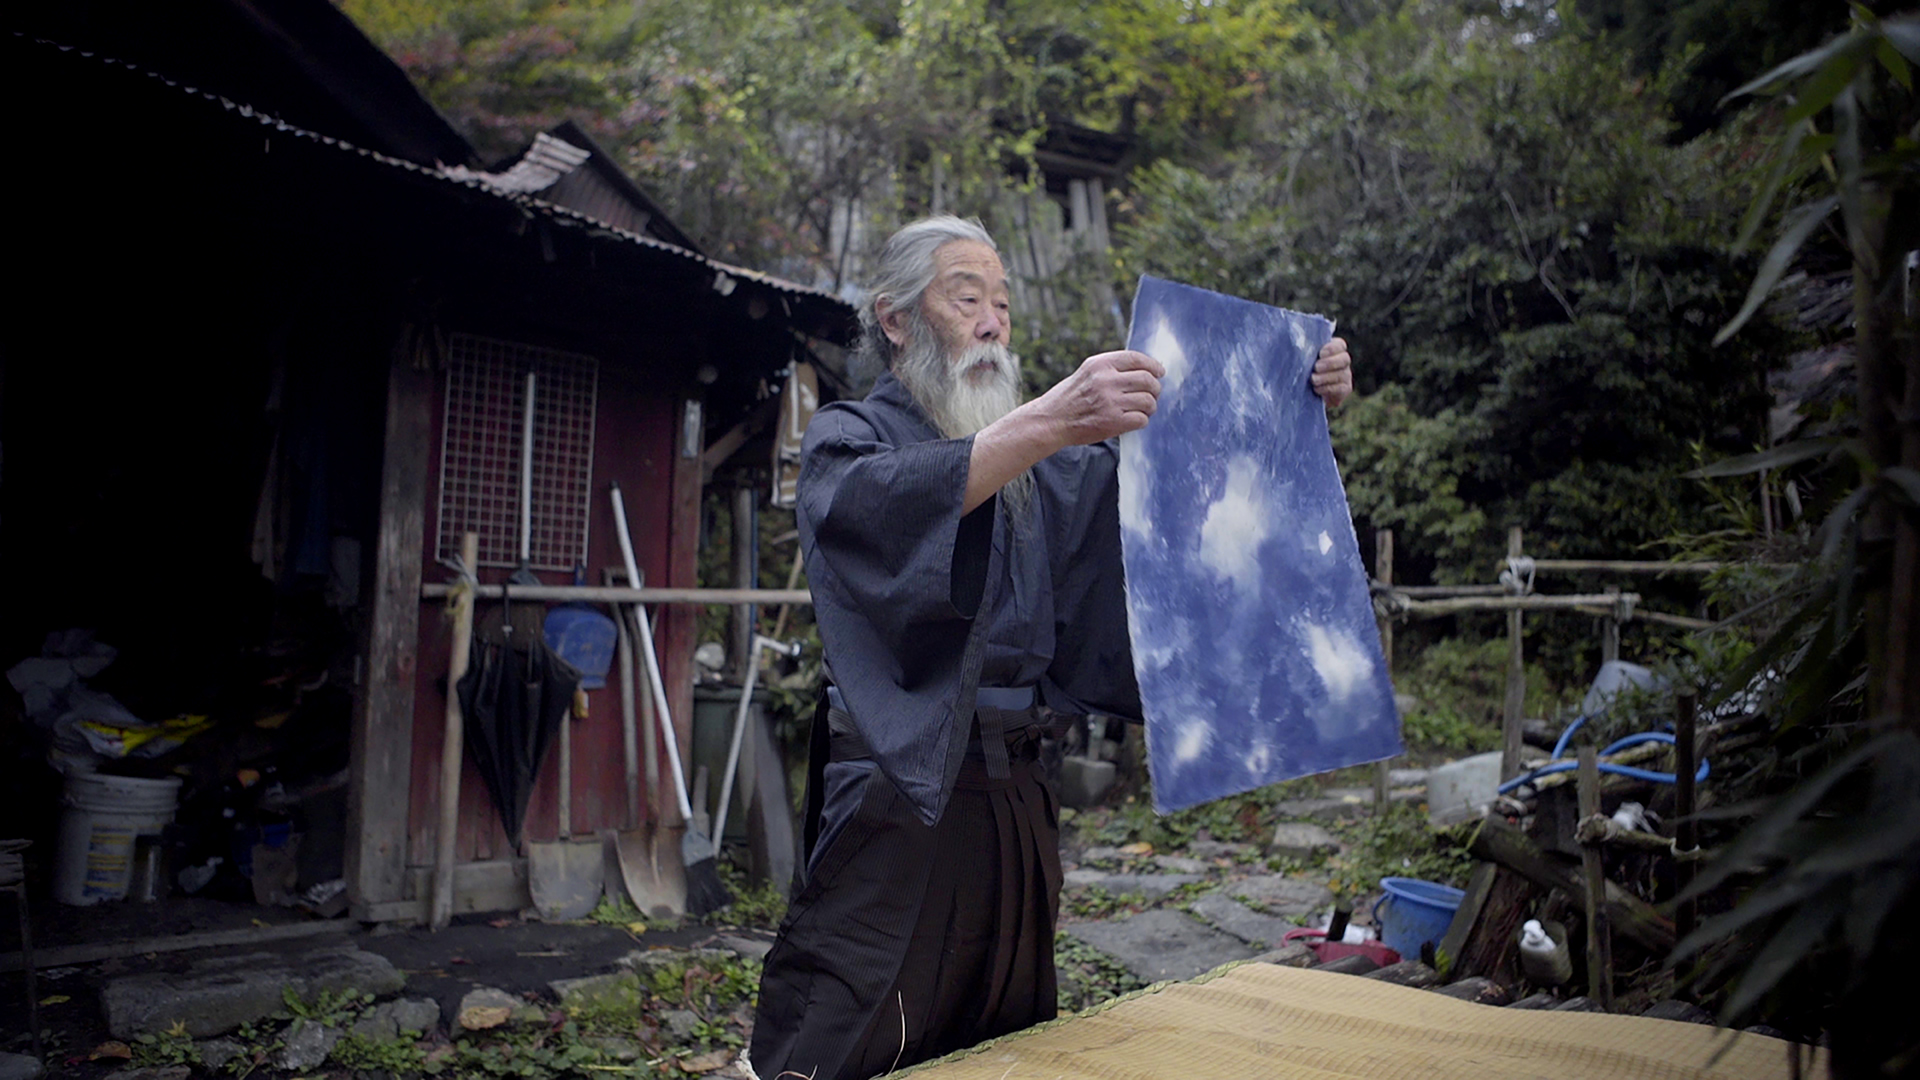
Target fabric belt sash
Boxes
[827,689,1054,782]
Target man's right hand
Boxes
[962,350,1164,514]
[1030,350,1165,449]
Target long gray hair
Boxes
[851,215,998,378]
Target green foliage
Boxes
[1325,803,1476,901]
[1118,10,1793,599]
[331,1030,429,1074]
[129,1022,196,1068]
[281,985,376,1026]
[1062,885,1151,920]
[708,861,790,929]
[1054,930,1147,1013]
[1397,637,1570,754]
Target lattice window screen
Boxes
[436,334,598,570]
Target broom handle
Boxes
[611,483,696,824]
[432,532,479,931]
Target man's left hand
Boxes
[1310,338,1353,409]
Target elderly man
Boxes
[748,216,1353,1080]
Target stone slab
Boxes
[276,1020,340,1072]
[1063,909,1257,984]
[1433,976,1510,1006]
[1185,841,1255,861]
[1187,893,1299,950]
[100,945,405,1039]
[1228,875,1333,917]
[1507,992,1561,1011]
[1062,871,1201,900]
[1152,855,1209,875]
[0,1053,43,1080]
[1268,822,1340,860]
[1365,960,1442,988]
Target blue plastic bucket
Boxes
[1374,877,1465,960]
[544,605,618,689]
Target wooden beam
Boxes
[1525,559,1753,574]
[1502,528,1526,780]
[1466,815,1675,954]
[346,349,433,918]
[1374,529,1394,810]
[699,397,779,484]
[1577,746,1614,1010]
[1373,582,1508,598]
[1394,593,1645,618]
[420,583,810,605]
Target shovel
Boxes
[610,593,685,918]
[519,367,602,921]
[527,691,604,921]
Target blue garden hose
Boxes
[1496,711,1710,795]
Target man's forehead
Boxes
[933,240,1007,289]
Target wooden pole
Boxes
[1502,527,1526,780]
[731,485,757,679]
[432,532,479,931]
[1374,529,1394,810]
[1577,745,1614,1010]
[421,583,811,605]
[1673,689,1699,943]
[1601,585,1620,666]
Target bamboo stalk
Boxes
[421,584,810,605]
[1502,528,1526,781]
[1577,745,1614,1010]
[1374,529,1394,810]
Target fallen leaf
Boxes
[459,1005,512,1031]
[89,1041,132,1061]
[1118,841,1154,856]
[450,956,472,964]
[487,917,514,928]
[681,1049,733,1073]
[38,994,69,1005]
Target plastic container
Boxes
[53,773,182,905]
[1373,876,1465,961]
[1519,919,1573,985]
[1426,750,1504,826]
[1282,926,1401,967]
[544,605,618,689]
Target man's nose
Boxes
[976,310,1006,341]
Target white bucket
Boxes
[53,773,182,905]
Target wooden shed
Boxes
[2,0,852,926]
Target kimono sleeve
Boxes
[1038,442,1142,722]
[797,405,997,823]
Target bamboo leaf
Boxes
[1684,437,1850,478]
[1818,479,1875,566]
[1882,15,1920,63]
[1783,47,1866,126]
[1672,872,1831,963]
[1683,733,1902,901]
[1721,885,1848,1022]
[1721,30,1870,104]
[1734,124,1822,253]
[1705,578,1831,715]
[1714,195,1841,346]
[1878,36,1914,89]
[1883,467,1920,509]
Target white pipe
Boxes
[610,482,695,824]
[520,371,536,564]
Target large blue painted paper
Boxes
[1120,276,1401,813]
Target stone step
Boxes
[1063,909,1258,984]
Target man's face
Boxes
[884,239,1011,376]
[885,240,1023,439]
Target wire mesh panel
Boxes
[437,334,598,571]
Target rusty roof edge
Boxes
[17,31,857,325]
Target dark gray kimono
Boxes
[749,371,1142,1080]
[797,369,1141,825]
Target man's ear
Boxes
[878,301,910,348]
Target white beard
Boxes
[893,323,1033,512]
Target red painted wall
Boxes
[405,362,698,868]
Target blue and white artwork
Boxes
[1120,276,1402,814]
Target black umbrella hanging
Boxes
[456,587,581,848]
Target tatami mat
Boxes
[901,962,1825,1079]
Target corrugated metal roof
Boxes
[15,32,857,325]
[443,132,591,194]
